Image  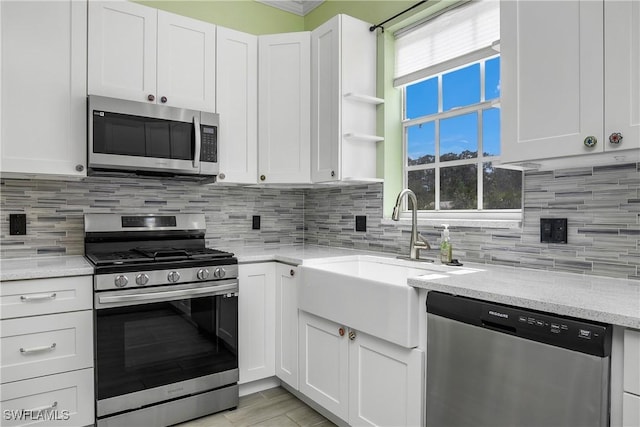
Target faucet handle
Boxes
[416,233,431,250]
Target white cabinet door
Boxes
[299,311,349,421]
[258,32,311,184]
[0,0,87,177]
[275,264,299,389]
[238,263,275,384]
[348,331,423,427]
[0,368,94,427]
[501,0,604,163]
[604,1,640,153]
[1,311,93,384]
[157,11,216,112]
[311,15,380,184]
[311,16,340,183]
[88,1,157,103]
[216,26,258,184]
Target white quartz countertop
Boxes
[0,256,94,281]
[2,245,638,329]
[408,262,640,330]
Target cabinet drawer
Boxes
[0,276,92,319]
[623,392,640,427]
[0,368,94,427]
[624,329,640,395]
[1,311,93,383]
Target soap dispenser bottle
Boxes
[440,224,452,263]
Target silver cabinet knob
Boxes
[75,164,84,172]
[348,330,356,341]
[167,271,180,283]
[160,96,168,103]
[147,94,155,102]
[197,269,210,280]
[218,173,226,180]
[609,132,623,145]
[290,269,295,277]
[213,268,226,279]
[135,273,149,286]
[114,275,129,288]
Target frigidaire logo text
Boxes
[488,311,508,319]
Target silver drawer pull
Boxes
[20,343,57,354]
[20,293,57,302]
[26,401,58,414]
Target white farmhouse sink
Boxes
[299,255,445,348]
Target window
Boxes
[396,0,522,219]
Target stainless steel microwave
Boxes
[88,95,218,178]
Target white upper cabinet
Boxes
[88,1,216,112]
[216,26,258,184]
[0,0,87,177]
[501,0,639,167]
[88,1,156,105]
[604,1,640,154]
[258,32,311,184]
[311,14,382,183]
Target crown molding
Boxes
[256,0,324,16]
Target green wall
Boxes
[135,0,304,34]
[135,0,451,217]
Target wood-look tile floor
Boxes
[175,387,337,427]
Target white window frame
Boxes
[400,51,523,225]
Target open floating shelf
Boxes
[343,133,384,142]
[343,93,385,105]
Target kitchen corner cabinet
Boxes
[88,1,216,112]
[299,311,423,426]
[258,32,311,184]
[0,0,87,178]
[275,264,300,390]
[238,263,276,384]
[216,27,258,185]
[500,0,639,167]
[311,15,382,184]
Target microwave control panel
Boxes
[200,126,217,162]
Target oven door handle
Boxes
[97,282,237,307]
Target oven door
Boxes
[94,280,238,418]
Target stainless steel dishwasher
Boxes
[426,291,612,427]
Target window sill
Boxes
[381,212,522,229]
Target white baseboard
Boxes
[238,376,281,397]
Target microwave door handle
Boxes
[193,115,201,169]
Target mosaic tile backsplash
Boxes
[0,176,304,258]
[1,162,639,280]
[304,163,640,280]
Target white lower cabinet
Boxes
[299,311,423,426]
[1,311,93,384]
[0,275,94,427]
[238,263,276,384]
[275,264,299,390]
[0,368,94,427]
[623,329,640,426]
[299,311,350,420]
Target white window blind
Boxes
[394,0,500,87]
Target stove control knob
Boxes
[197,269,210,280]
[167,271,181,283]
[136,273,149,286]
[114,275,129,288]
[214,268,226,279]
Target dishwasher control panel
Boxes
[427,291,612,357]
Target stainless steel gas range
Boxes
[84,214,239,427]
